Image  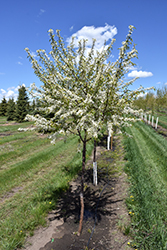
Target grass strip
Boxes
[0,135,78,196]
[0,122,34,133]
[124,122,167,249]
[0,131,35,145]
[0,117,7,124]
[0,136,50,167]
[0,140,93,250]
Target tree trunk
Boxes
[93,139,96,162]
[110,135,113,150]
[77,132,87,236]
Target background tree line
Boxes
[2,84,166,124]
[0,85,37,122]
[133,86,167,114]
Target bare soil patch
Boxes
[0,132,14,137]
[0,122,20,126]
[21,143,131,250]
[0,186,24,204]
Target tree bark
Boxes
[93,139,96,162]
[77,130,87,236]
[110,135,113,150]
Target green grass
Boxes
[0,116,7,124]
[124,121,167,249]
[154,112,167,130]
[0,117,94,250]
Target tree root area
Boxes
[23,148,131,250]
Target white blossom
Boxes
[23,25,151,142]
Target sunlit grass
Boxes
[124,121,167,249]
[0,116,94,250]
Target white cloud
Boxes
[0,85,25,101]
[7,87,15,90]
[70,26,74,32]
[17,61,23,65]
[1,89,6,94]
[40,9,45,13]
[156,81,161,84]
[138,92,147,97]
[14,86,19,91]
[66,24,117,53]
[126,65,142,71]
[38,9,46,17]
[128,70,153,78]
[164,82,167,85]
[6,90,15,98]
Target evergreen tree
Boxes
[15,85,29,122]
[0,97,7,116]
[6,98,16,121]
[27,99,36,115]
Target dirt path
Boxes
[21,145,131,250]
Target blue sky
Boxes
[0,0,167,101]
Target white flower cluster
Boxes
[24,25,149,143]
[18,127,35,132]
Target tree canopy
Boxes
[25,25,147,140]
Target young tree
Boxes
[0,97,8,116]
[24,25,150,235]
[156,87,167,112]
[7,97,16,121]
[15,85,29,122]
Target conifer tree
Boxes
[0,97,7,116]
[15,85,29,122]
[7,98,16,121]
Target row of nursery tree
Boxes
[133,86,167,113]
[19,25,153,235]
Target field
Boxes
[0,117,94,250]
[1,116,167,249]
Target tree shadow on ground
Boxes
[50,167,119,224]
[40,164,124,250]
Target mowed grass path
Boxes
[124,121,167,249]
[0,118,93,250]
[158,114,167,130]
[152,112,167,130]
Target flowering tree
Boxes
[24,25,149,235]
